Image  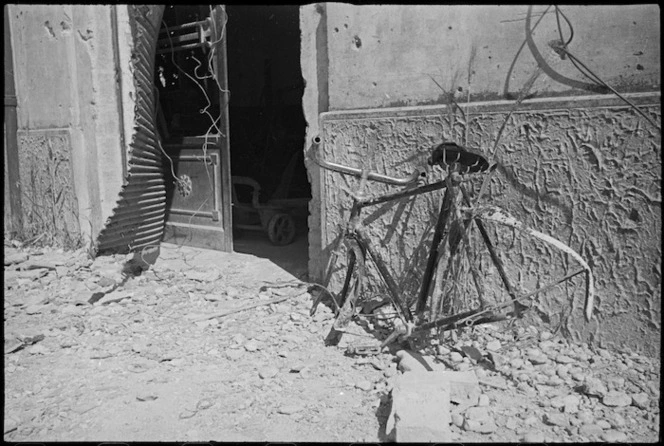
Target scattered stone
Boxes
[578,423,604,438]
[601,429,628,442]
[258,366,279,379]
[477,394,490,407]
[244,339,260,352]
[396,349,434,373]
[463,406,497,434]
[27,344,49,355]
[278,404,305,415]
[136,393,158,402]
[5,252,29,266]
[582,377,608,398]
[602,390,632,407]
[25,305,45,315]
[486,340,501,351]
[97,276,116,287]
[631,392,649,409]
[355,380,373,392]
[450,352,464,363]
[543,412,568,427]
[522,431,545,443]
[596,419,611,429]
[562,394,580,414]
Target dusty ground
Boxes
[3,240,661,442]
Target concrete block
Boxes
[388,370,481,442]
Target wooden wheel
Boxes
[267,213,296,245]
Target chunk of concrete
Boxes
[387,371,452,442]
[386,370,480,442]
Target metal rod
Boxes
[459,184,520,313]
[158,18,209,35]
[358,180,448,208]
[355,228,414,323]
[415,183,455,314]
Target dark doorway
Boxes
[226,5,309,279]
[155,5,309,279]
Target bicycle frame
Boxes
[312,137,594,349]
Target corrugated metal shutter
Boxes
[96,5,166,255]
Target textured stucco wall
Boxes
[317,95,661,356]
[324,4,660,110]
[7,5,128,244]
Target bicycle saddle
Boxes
[428,142,496,174]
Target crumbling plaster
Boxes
[8,5,128,244]
[300,4,661,355]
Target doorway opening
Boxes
[155,5,309,279]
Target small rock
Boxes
[543,412,569,427]
[278,404,305,415]
[486,340,501,351]
[631,392,649,409]
[136,393,158,402]
[355,380,373,392]
[451,413,464,428]
[602,390,632,407]
[522,431,545,443]
[540,330,553,341]
[601,429,628,442]
[604,413,626,429]
[5,252,29,265]
[258,366,279,379]
[437,345,451,355]
[524,415,539,426]
[25,305,44,315]
[450,352,464,363]
[97,276,116,287]
[244,340,260,352]
[28,344,49,355]
[583,376,608,398]
[562,394,580,414]
[596,419,611,429]
[226,349,243,361]
[477,394,490,407]
[510,358,525,369]
[578,423,604,438]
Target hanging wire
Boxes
[553,5,660,133]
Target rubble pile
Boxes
[3,242,660,442]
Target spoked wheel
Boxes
[267,213,296,245]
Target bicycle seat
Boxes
[428,142,496,174]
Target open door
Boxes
[157,5,233,252]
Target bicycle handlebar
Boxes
[311,136,423,186]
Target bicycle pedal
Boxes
[346,344,382,356]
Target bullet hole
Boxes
[628,209,641,223]
[372,81,377,87]
[634,51,644,56]
[448,26,453,30]
[457,87,463,92]
[44,21,56,38]
[344,23,348,29]
[353,35,362,49]
[636,64,644,70]
[334,27,339,32]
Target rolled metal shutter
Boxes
[96,5,166,255]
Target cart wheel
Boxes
[267,213,296,245]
